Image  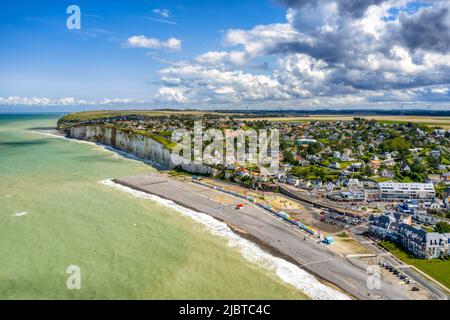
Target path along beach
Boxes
[110,173,421,300]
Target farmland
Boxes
[239,115,450,129]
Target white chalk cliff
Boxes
[68,125,217,175]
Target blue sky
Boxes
[1,0,449,111]
[0,1,283,100]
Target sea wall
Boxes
[67,125,217,175]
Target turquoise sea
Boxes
[0,114,307,299]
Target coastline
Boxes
[33,129,166,169]
[1,120,318,300]
[37,129,430,300]
[101,178,350,300]
[109,178,350,298]
[110,173,420,300]
[36,129,347,299]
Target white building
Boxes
[329,162,341,170]
[296,138,317,145]
[378,182,436,202]
[346,178,362,189]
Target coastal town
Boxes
[60,112,450,212]
[58,111,450,298]
[5,0,450,307]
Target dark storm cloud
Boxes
[268,0,450,93]
[271,0,384,65]
[328,64,450,91]
[280,1,450,54]
[265,36,345,64]
[278,0,387,17]
[154,0,450,107]
[396,5,450,53]
[338,0,386,17]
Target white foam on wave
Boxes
[13,211,29,217]
[99,179,350,300]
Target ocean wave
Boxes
[99,179,350,300]
[13,211,29,217]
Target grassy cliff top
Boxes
[59,110,234,122]
[57,111,237,151]
[59,110,450,129]
[60,122,178,150]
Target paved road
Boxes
[114,173,428,300]
[351,225,449,300]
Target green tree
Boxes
[283,150,298,165]
[435,222,450,234]
[380,137,411,153]
[411,162,426,174]
[307,142,321,154]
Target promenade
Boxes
[114,173,430,300]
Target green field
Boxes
[379,241,450,290]
[240,115,450,129]
[59,110,236,122]
[61,112,450,129]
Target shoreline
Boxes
[111,177,351,298]
[111,173,421,300]
[226,222,353,298]
[37,129,430,300]
[103,178,351,300]
[32,129,166,169]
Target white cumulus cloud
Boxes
[124,35,181,51]
[195,50,247,66]
[155,87,190,104]
[0,97,146,107]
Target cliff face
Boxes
[68,125,216,175]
